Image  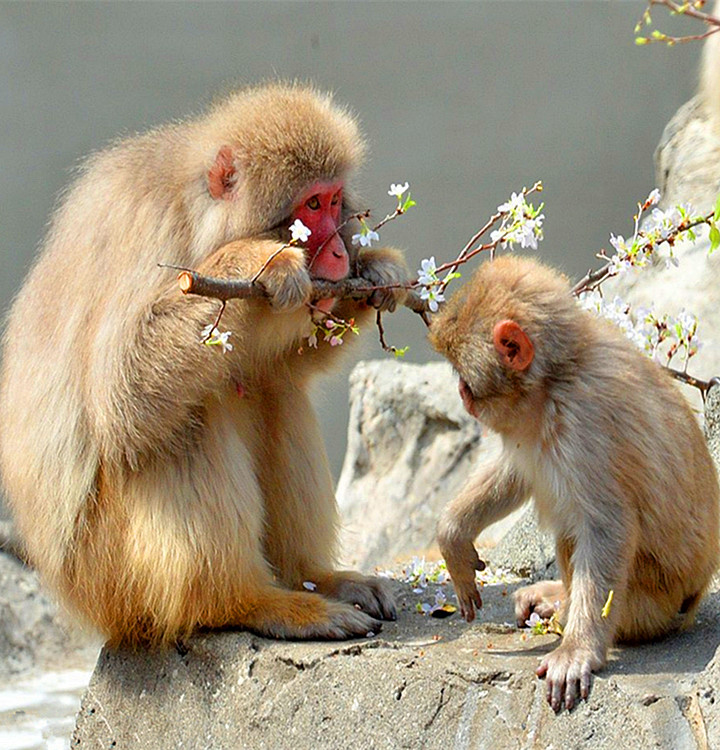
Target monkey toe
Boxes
[322,602,383,639]
[333,577,397,621]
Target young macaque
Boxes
[429,255,720,711]
[0,83,408,646]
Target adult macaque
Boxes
[429,256,719,711]
[0,83,408,645]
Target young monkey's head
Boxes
[428,255,581,429]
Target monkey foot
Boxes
[245,589,382,641]
[312,571,397,621]
[537,641,604,712]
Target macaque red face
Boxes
[293,180,349,282]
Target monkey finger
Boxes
[580,665,592,700]
[369,579,398,621]
[548,674,566,713]
[368,290,395,312]
[564,678,579,711]
[322,603,384,640]
[460,597,477,622]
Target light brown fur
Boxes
[0,83,406,646]
[430,255,720,710]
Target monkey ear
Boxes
[208,146,238,199]
[492,319,534,371]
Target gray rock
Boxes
[70,365,720,749]
[70,579,720,750]
[0,551,99,676]
[337,360,509,571]
[485,506,557,581]
[705,383,720,466]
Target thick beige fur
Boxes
[0,83,406,646]
[430,255,720,709]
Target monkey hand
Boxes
[256,245,313,312]
[443,543,485,622]
[355,247,409,312]
[537,640,605,712]
[514,580,566,627]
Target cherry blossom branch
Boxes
[437,181,544,294]
[571,214,714,295]
[636,0,720,45]
[573,189,720,395]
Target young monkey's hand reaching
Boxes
[443,542,485,622]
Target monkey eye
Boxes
[306,195,321,210]
[331,192,340,206]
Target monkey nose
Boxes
[332,249,344,258]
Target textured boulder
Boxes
[69,381,720,749]
[71,577,720,750]
[337,360,522,571]
[0,551,99,676]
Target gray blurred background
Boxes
[0,1,702,479]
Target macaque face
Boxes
[293,180,349,282]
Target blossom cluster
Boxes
[605,190,701,278]
[578,291,701,368]
[490,191,545,251]
[415,256,449,313]
[351,218,380,248]
[525,607,563,636]
[351,182,415,248]
[394,557,450,592]
[200,324,233,353]
[305,316,360,350]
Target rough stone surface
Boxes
[705,384,720,465]
[337,360,519,571]
[71,579,720,750]
[485,507,556,582]
[69,376,720,750]
[0,551,99,676]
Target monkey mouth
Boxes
[314,298,336,314]
[458,378,479,418]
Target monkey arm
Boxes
[538,485,634,712]
[89,238,313,467]
[437,459,529,620]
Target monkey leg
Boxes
[66,401,381,645]
[615,557,704,643]
[514,580,567,626]
[256,383,396,621]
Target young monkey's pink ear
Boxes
[208,146,237,199]
[492,319,534,371]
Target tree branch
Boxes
[176,269,429,315]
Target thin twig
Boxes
[250,244,293,283]
[437,181,543,294]
[638,0,720,44]
[666,367,712,393]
